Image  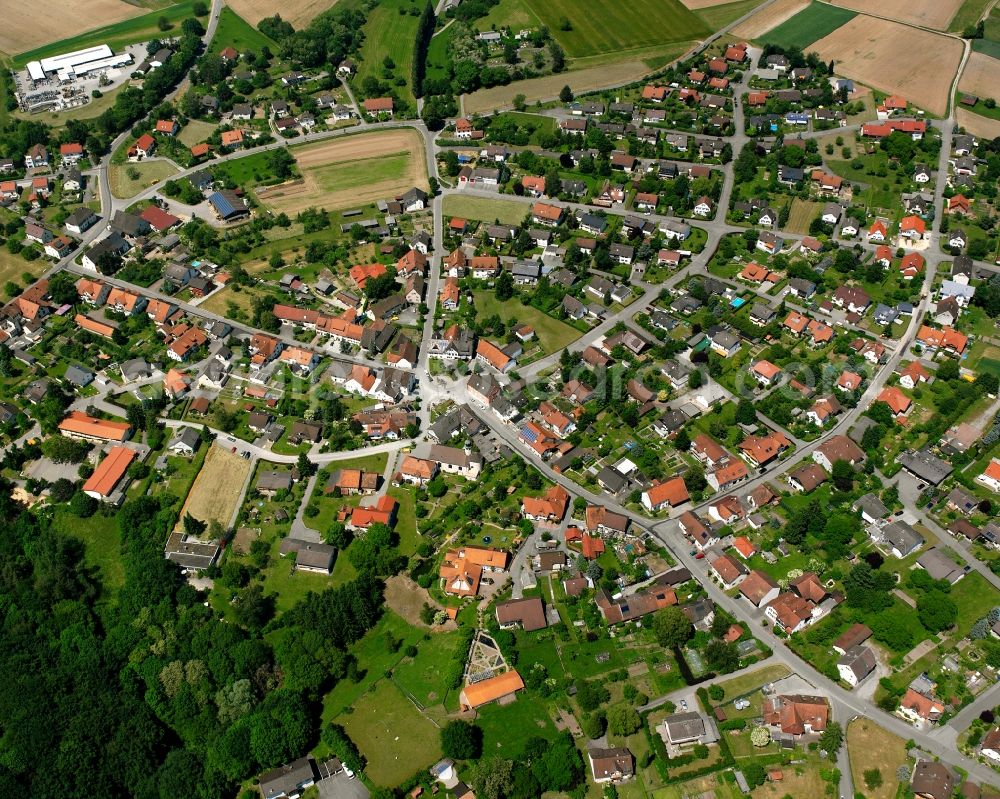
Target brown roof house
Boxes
[738,570,779,608]
[495,597,547,632]
[588,748,634,783]
[763,694,829,739]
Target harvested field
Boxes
[731,0,809,38]
[464,60,668,114]
[847,719,908,799]
[226,0,334,28]
[176,444,252,531]
[958,51,1000,100]
[257,130,426,214]
[811,17,962,116]
[957,107,1000,139]
[2,0,143,54]
[829,0,962,29]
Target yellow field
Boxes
[256,130,427,214]
[2,0,143,53]
[732,0,809,38]
[959,52,1000,100]
[225,0,337,28]
[811,16,963,116]
[829,0,963,29]
[847,719,909,799]
[176,444,252,531]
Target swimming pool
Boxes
[731,297,746,309]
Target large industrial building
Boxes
[26,45,133,83]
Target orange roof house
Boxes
[899,688,943,722]
[948,195,971,215]
[581,533,606,560]
[877,386,912,416]
[837,370,862,391]
[917,325,967,355]
[440,554,482,596]
[75,313,116,338]
[739,431,789,467]
[740,262,778,283]
[190,143,211,158]
[58,411,130,442]
[807,319,833,344]
[750,359,781,384]
[522,484,570,521]
[899,252,925,278]
[641,476,689,511]
[732,536,756,558]
[763,695,829,735]
[459,670,524,709]
[476,339,513,371]
[82,447,136,500]
[220,129,244,147]
[783,311,808,335]
[349,262,388,289]
[521,175,546,195]
[900,215,926,236]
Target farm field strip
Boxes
[524,0,709,57]
[829,0,962,29]
[731,0,809,38]
[225,0,337,28]
[760,1,857,49]
[354,0,421,105]
[257,130,426,214]
[958,51,1000,99]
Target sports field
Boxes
[732,0,809,38]
[529,0,709,58]
[354,0,421,105]
[11,1,198,66]
[176,444,252,531]
[811,16,962,116]
[829,0,963,29]
[256,130,426,214]
[339,680,442,786]
[760,2,856,49]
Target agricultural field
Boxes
[958,51,1000,102]
[830,0,962,29]
[471,290,582,355]
[525,0,709,59]
[11,1,199,66]
[441,195,529,226]
[175,444,253,531]
[811,17,963,116]
[256,131,426,214]
[846,719,909,799]
[463,57,684,114]
[354,0,422,105]
[693,0,770,30]
[109,159,181,199]
[208,7,278,55]
[731,0,809,38]
[957,107,1000,139]
[760,2,856,49]
[226,0,334,28]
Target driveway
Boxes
[317,773,369,799]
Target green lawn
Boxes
[392,629,466,708]
[50,508,124,599]
[472,290,582,356]
[355,0,422,106]
[311,153,412,192]
[476,0,542,30]
[109,160,180,199]
[761,2,857,49]
[339,680,443,786]
[425,23,455,83]
[695,0,768,30]
[951,572,1000,638]
[209,6,278,55]
[12,2,199,66]
[213,151,294,186]
[714,663,791,700]
[476,694,558,755]
[525,0,709,58]
[441,195,529,226]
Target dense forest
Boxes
[0,486,385,797]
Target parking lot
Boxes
[317,772,369,799]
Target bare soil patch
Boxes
[829,0,962,29]
[2,0,143,53]
[810,16,962,116]
[176,444,252,531]
[257,130,426,214]
[226,0,337,28]
[384,575,457,631]
[959,51,1000,99]
[731,0,809,38]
